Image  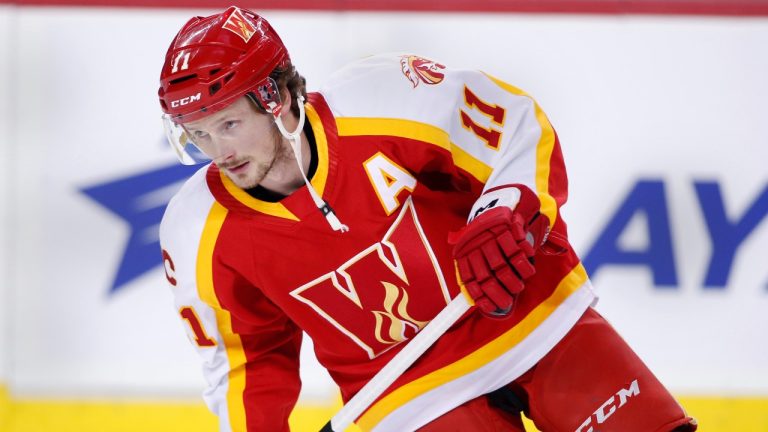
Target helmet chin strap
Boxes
[273,96,349,233]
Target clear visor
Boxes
[162,114,212,165]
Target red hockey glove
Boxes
[450,187,549,318]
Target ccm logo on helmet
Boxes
[170,93,202,108]
[576,379,640,432]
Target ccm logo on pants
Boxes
[576,379,640,432]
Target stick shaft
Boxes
[327,295,471,431]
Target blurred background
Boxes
[0,0,767,431]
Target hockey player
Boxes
[157,6,697,432]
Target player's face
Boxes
[183,96,291,190]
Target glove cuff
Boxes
[467,185,521,223]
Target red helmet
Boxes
[158,6,289,124]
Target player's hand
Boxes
[450,190,549,318]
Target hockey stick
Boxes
[320,293,472,432]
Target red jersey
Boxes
[160,54,596,431]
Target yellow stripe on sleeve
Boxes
[196,202,248,431]
[336,117,492,183]
[336,118,450,151]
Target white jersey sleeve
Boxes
[159,166,237,432]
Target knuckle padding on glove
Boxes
[480,277,513,310]
[510,254,535,280]
[456,246,511,313]
[476,298,498,315]
[495,230,521,257]
[465,280,484,302]
[481,242,507,272]
[468,250,491,281]
[494,265,524,295]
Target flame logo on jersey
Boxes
[400,55,446,88]
[222,7,257,43]
[290,198,451,359]
[373,282,429,344]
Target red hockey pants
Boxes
[418,308,697,431]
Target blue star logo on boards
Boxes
[81,161,200,294]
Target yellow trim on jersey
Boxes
[452,144,492,184]
[197,202,248,431]
[357,264,589,430]
[484,74,559,227]
[219,170,300,220]
[336,117,492,183]
[306,102,331,196]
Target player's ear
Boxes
[279,88,293,117]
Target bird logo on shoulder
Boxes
[400,55,446,88]
[222,7,257,43]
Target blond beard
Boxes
[229,126,294,191]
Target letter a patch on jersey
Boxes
[222,7,257,43]
[364,152,417,215]
[290,198,451,359]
